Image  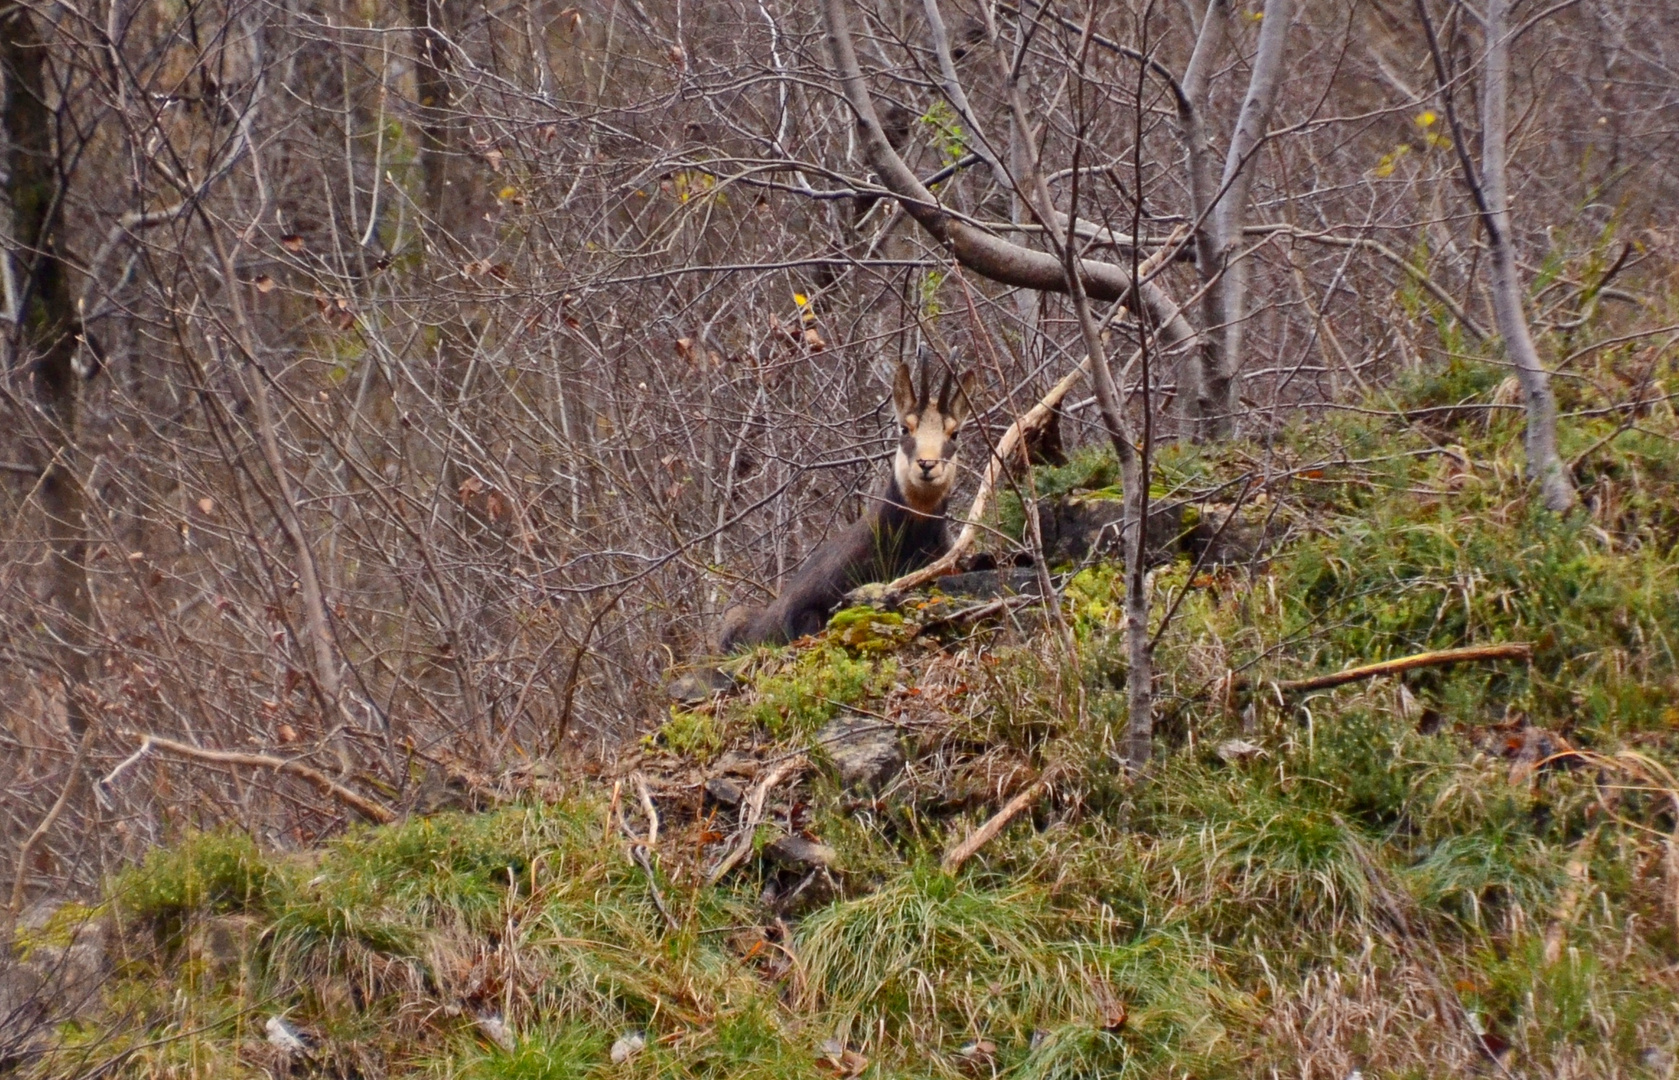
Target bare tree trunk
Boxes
[1478,0,1575,511]
[1198,0,1295,437]
[404,0,495,754]
[1176,0,1230,429]
[3,7,92,736]
[832,0,1173,768]
[1417,0,1575,511]
[408,0,460,226]
[985,9,1153,770]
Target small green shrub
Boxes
[116,829,272,933]
[460,1023,603,1080]
[652,706,723,760]
[742,643,895,739]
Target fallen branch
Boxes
[877,228,1190,597]
[111,730,395,824]
[1221,642,1533,697]
[941,779,1048,874]
[706,756,807,886]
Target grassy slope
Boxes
[22,350,1679,1080]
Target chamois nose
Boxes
[916,458,939,478]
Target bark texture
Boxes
[3,7,92,735]
[1197,0,1295,436]
[1479,0,1575,511]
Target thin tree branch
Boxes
[110,731,396,824]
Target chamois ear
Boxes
[943,370,978,430]
[892,362,919,425]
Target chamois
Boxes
[720,361,978,651]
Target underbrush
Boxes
[25,346,1679,1079]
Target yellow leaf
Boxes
[1416,110,1438,128]
[1373,144,1411,178]
[499,186,517,200]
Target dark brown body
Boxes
[720,360,976,652]
[720,475,951,650]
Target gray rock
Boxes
[1215,738,1266,764]
[1188,502,1281,566]
[0,916,110,1071]
[666,667,734,705]
[1039,495,1185,568]
[930,567,1046,600]
[265,1015,309,1056]
[704,776,743,807]
[610,1030,646,1064]
[766,834,836,872]
[0,962,49,1068]
[474,1012,515,1053]
[192,914,256,975]
[814,716,905,792]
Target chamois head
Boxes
[891,360,978,514]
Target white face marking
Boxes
[889,363,974,513]
[893,409,959,511]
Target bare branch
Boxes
[111,731,396,825]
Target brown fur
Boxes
[720,362,977,651]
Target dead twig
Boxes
[706,756,806,886]
[619,773,678,931]
[913,594,1039,635]
[1218,642,1532,698]
[110,730,395,824]
[9,723,97,922]
[1542,829,1598,964]
[941,779,1048,874]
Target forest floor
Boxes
[12,351,1679,1079]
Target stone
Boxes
[703,776,743,807]
[610,1030,646,1064]
[474,1013,515,1053]
[192,914,257,976]
[765,834,836,872]
[265,1016,308,1056]
[0,962,49,1070]
[1188,501,1281,566]
[666,667,734,705]
[1039,495,1185,568]
[930,567,1045,600]
[814,716,905,792]
[1215,738,1266,764]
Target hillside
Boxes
[11,370,1679,1080]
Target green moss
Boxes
[650,706,724,760]
[739,642,896,739]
